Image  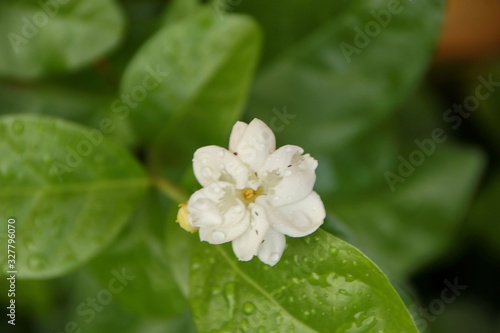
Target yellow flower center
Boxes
[241,187,262,204]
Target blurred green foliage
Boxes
[0,0,498,332]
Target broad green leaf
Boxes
[315,124,398,199]
[0,0,125,79]
[0,115,147,278]
[0,83,136,147]
[329,144,484,278]
[162,0,200,25]
[49,268,196,333]
[190,229,419,333]
[89,189,187,318]
[121,8,261,153]
[240,0,444,152]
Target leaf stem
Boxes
[152,176,189,204]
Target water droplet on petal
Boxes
[202,167,213,178]
[269,253,280,263]
[212,231,225,242]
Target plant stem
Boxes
[152,176,189,204]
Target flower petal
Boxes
[193,146,249,189]
[199,212,250,244]
[257,228,286,266]
[231,204,269,261]
[229,121,248,152]
[256,192,325,237]
[231,119,276,172]
[187,182,246,228]
[259,145,318,207]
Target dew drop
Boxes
[338,289,352,296]
[224,282,236,314]
[329,247,338,255]
[212,231,225,242]
[269,252,280,263]
[243,302,256,315]
[202,167,213,178]
[28,254,46,271]
[240,318,249,330]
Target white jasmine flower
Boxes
[184,118,325,266]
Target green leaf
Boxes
[190,229,419,333]
[241,0,444,151]
[121,8,261,152]
[0,115,147,278]
[0,0,125,79]
[89,189,187,318]
[329,144,484,278]
[162,0,200,25]
[55,268,196,333]
[0,83,136,147]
